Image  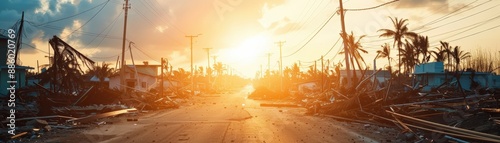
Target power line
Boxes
[430,16,500,47]
[344,0,399,11]
[62,0,109,40]
[323,37,341,57]
[362,1,491,45]
[135,0,186,36]
[152,0,186,35]
[91,54,120,60]
[131,42,161,63]
[21,43,49,54]
[129,5,185,47]
[439,24,500,46]
[284,0,325,34]
[363,0,484,41]
[130,6,157,28]
[418,3,500,34]
[26,21,124,40]
[34,0,110,26]
[284,12,337,57]
[429,13,500,40]
[413,0,484,31]
[284,1,333,52]
[83,10,123,51]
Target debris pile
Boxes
[0,36,181,142]
[299,73,500,142]
[249,66,500,142]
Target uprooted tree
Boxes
[38,35,95,95]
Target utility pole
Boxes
[120,0,130,92]
[14,11,24,66]
[276,41,285,94]
[160,58,165,98]
[186,34,201,96]
[266,53,272,88]
[260,64,263,79]
[204,48,213,89]
[315,60,317,73]
[321,56,324,92]
[266,53,272,75]
[339,0,351,87]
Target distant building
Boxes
[109,61,160,92]
[296,81,318,94]
[339,69,391,85]
[0,34,33,96]
[414,62,500,92]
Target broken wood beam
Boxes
[67,108,137,124]
[386,110,500,141]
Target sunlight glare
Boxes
[224,34,270,65]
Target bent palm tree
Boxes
[451,46,471,71]
[377,43,392,73]
[340,32,368,82]
[378,17,417,74]
[431,45,447,62]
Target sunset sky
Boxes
[1,0,499,78]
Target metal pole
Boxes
[276,41,285,93]
[186,34,201,96]
[321,56,324,92]
[204,48,212,89]
[339,0,351,87]
[120,0,130,92]
[161,58,164,97]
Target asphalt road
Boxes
[67,85,395,143]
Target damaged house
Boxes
[109,61,160,92]
[414,62,500,92]
[0,34,33,96]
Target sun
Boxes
[220,34,271,77]
[224,34,270,63]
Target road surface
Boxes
[39,85,397,143]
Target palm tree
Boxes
[413,35,430,63]
[431,45,447,62]
[437,41,454,70]
[400,40,418,75]
[173,68,190,82]
[378,17,417,73]
[340,32,368,81]
[87,62,115,88]
[450,46,471,71]
[213,62,224,76]
[376,43,392,73]
[291,63,300,83]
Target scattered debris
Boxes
[249,64,500,142]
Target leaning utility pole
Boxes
[186,34,200,96]
[14,11,24,66]
[276,41,285,93]
[204,48,213,89]
[120,0,130,92]
[339,0,351,87]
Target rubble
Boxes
[0,36,183,142]
[250,66,500,142]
